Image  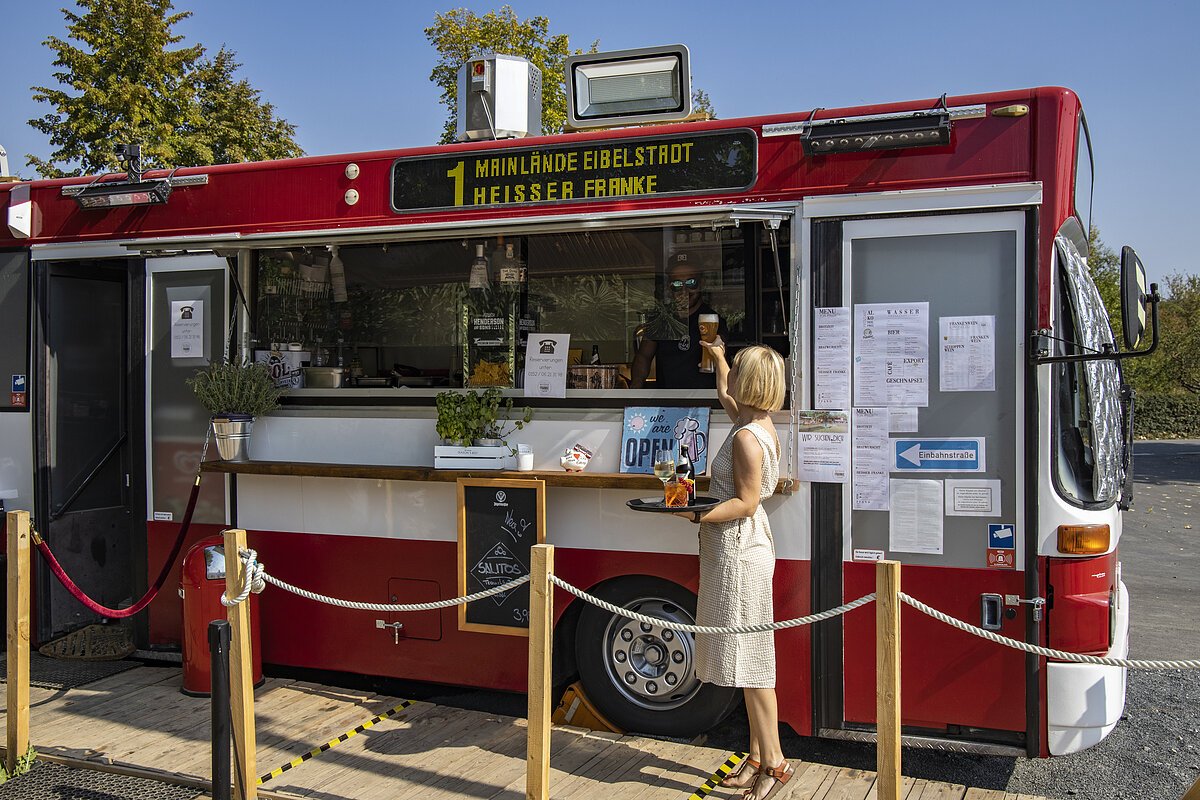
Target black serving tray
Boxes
[626,496,721,513]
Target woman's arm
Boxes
[701,337,739,422]
[679,430,763,524]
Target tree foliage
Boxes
[425,6,715,144]
[28,0,301,177]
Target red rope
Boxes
[35,475,203,619]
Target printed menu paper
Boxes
[945,479,1002,516]
[854,302,929,407]
[887,407,919,432]
[940,315,996,392]
[888,479,944,554]
[797,410,850,483]
[814,306,851,409]
[852,407,890,511]
[523,333,570,398]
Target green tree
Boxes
[425,6,715,144]
[28,0,301,177]
[1154,273,1200,395]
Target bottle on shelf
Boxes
[468,243,491,292]
[590,344,601,365]
[676,444,696,504]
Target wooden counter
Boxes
[200,460,712,491]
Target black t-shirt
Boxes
[652,304,727,389]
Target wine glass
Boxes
[653,443,676,500]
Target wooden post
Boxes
[526,544,554,800]
[6,511,31,774]
[876,559,902,800]
[1182,774,1200,800]
[223,529,257,800]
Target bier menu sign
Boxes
[457,478,546,636]
[392,129,757,213]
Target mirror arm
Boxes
[1032,285,1161,365]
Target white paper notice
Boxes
[940,315,995,392]
[944,479,1002,516]
[888,407,919,433]
[523,333,570,398]
[888,479,944,554]
[852,407,890,510]
[854,302,929,407]
[797,410,850,483]
[814,307,851,409]
[170,300,203,359]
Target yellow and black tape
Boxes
[686,752,748,800]
[257,699,413,785]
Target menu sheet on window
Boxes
[796,410,850,483]
[888,479,944,554]
[854,302,929,408]
[939,315,996,392]
[852,407,890,511]
[814,306,851,409]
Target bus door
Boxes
[810,207,1033,751]
[34,257,146,641]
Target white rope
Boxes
[900,592,1200,669]
[224,548,530,611]
[220,548,266,607]
[550,575,874,634]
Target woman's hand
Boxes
[698,335,726,366]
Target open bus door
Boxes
[33,256,146,643]
[808,194,1037,754]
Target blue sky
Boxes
[1,1,1196,284]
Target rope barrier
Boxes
[549,575,874,634]
[222,548,530,611]
[899,592,1200,669]
[32,430,212,619]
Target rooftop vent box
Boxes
[456,54,543,142]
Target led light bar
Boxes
[800,112,952,155]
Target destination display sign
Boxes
[392,129,757,213]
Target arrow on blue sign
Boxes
[893,438,985,472]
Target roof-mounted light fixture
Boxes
[565,45,692,129]
[801,96,954,156]
[70,144,174,210]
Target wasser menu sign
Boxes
[392,129,757,212]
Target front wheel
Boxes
[574,576,740,737]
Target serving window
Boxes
[250,221,789,396]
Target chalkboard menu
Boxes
[457,478,546,636]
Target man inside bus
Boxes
[631,253,727,389]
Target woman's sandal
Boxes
[718,757,760,789]
[742,759,795,800]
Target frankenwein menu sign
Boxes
[457,478,546,636]
[392,129,757,213]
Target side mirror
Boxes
[1120,246,1148,350]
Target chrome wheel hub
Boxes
[602,597,701,711]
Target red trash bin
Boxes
[180,535,263,696]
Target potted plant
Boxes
[436,388,532,450]
[187,358,285,461]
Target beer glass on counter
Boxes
[698,313,719,372]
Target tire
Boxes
[574,576,740,737]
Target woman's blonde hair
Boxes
[732,345,786,412]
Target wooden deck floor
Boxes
[2,665,1045,800]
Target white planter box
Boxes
[433,445,510,470]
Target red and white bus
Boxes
[0,81,1152,758]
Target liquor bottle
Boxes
[468,243,491,292]
[676,444,696,504]
[590,344,600,365]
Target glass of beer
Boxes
[698,313,719,372]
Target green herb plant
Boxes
[187,358,285,417]
[436,388,533,450]
[0,745,36,783]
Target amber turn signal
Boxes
[1057,524,1111,554]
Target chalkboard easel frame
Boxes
[457,477,546,637]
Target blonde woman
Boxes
[676,342,793,800]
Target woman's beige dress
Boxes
[695,421,779,689]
